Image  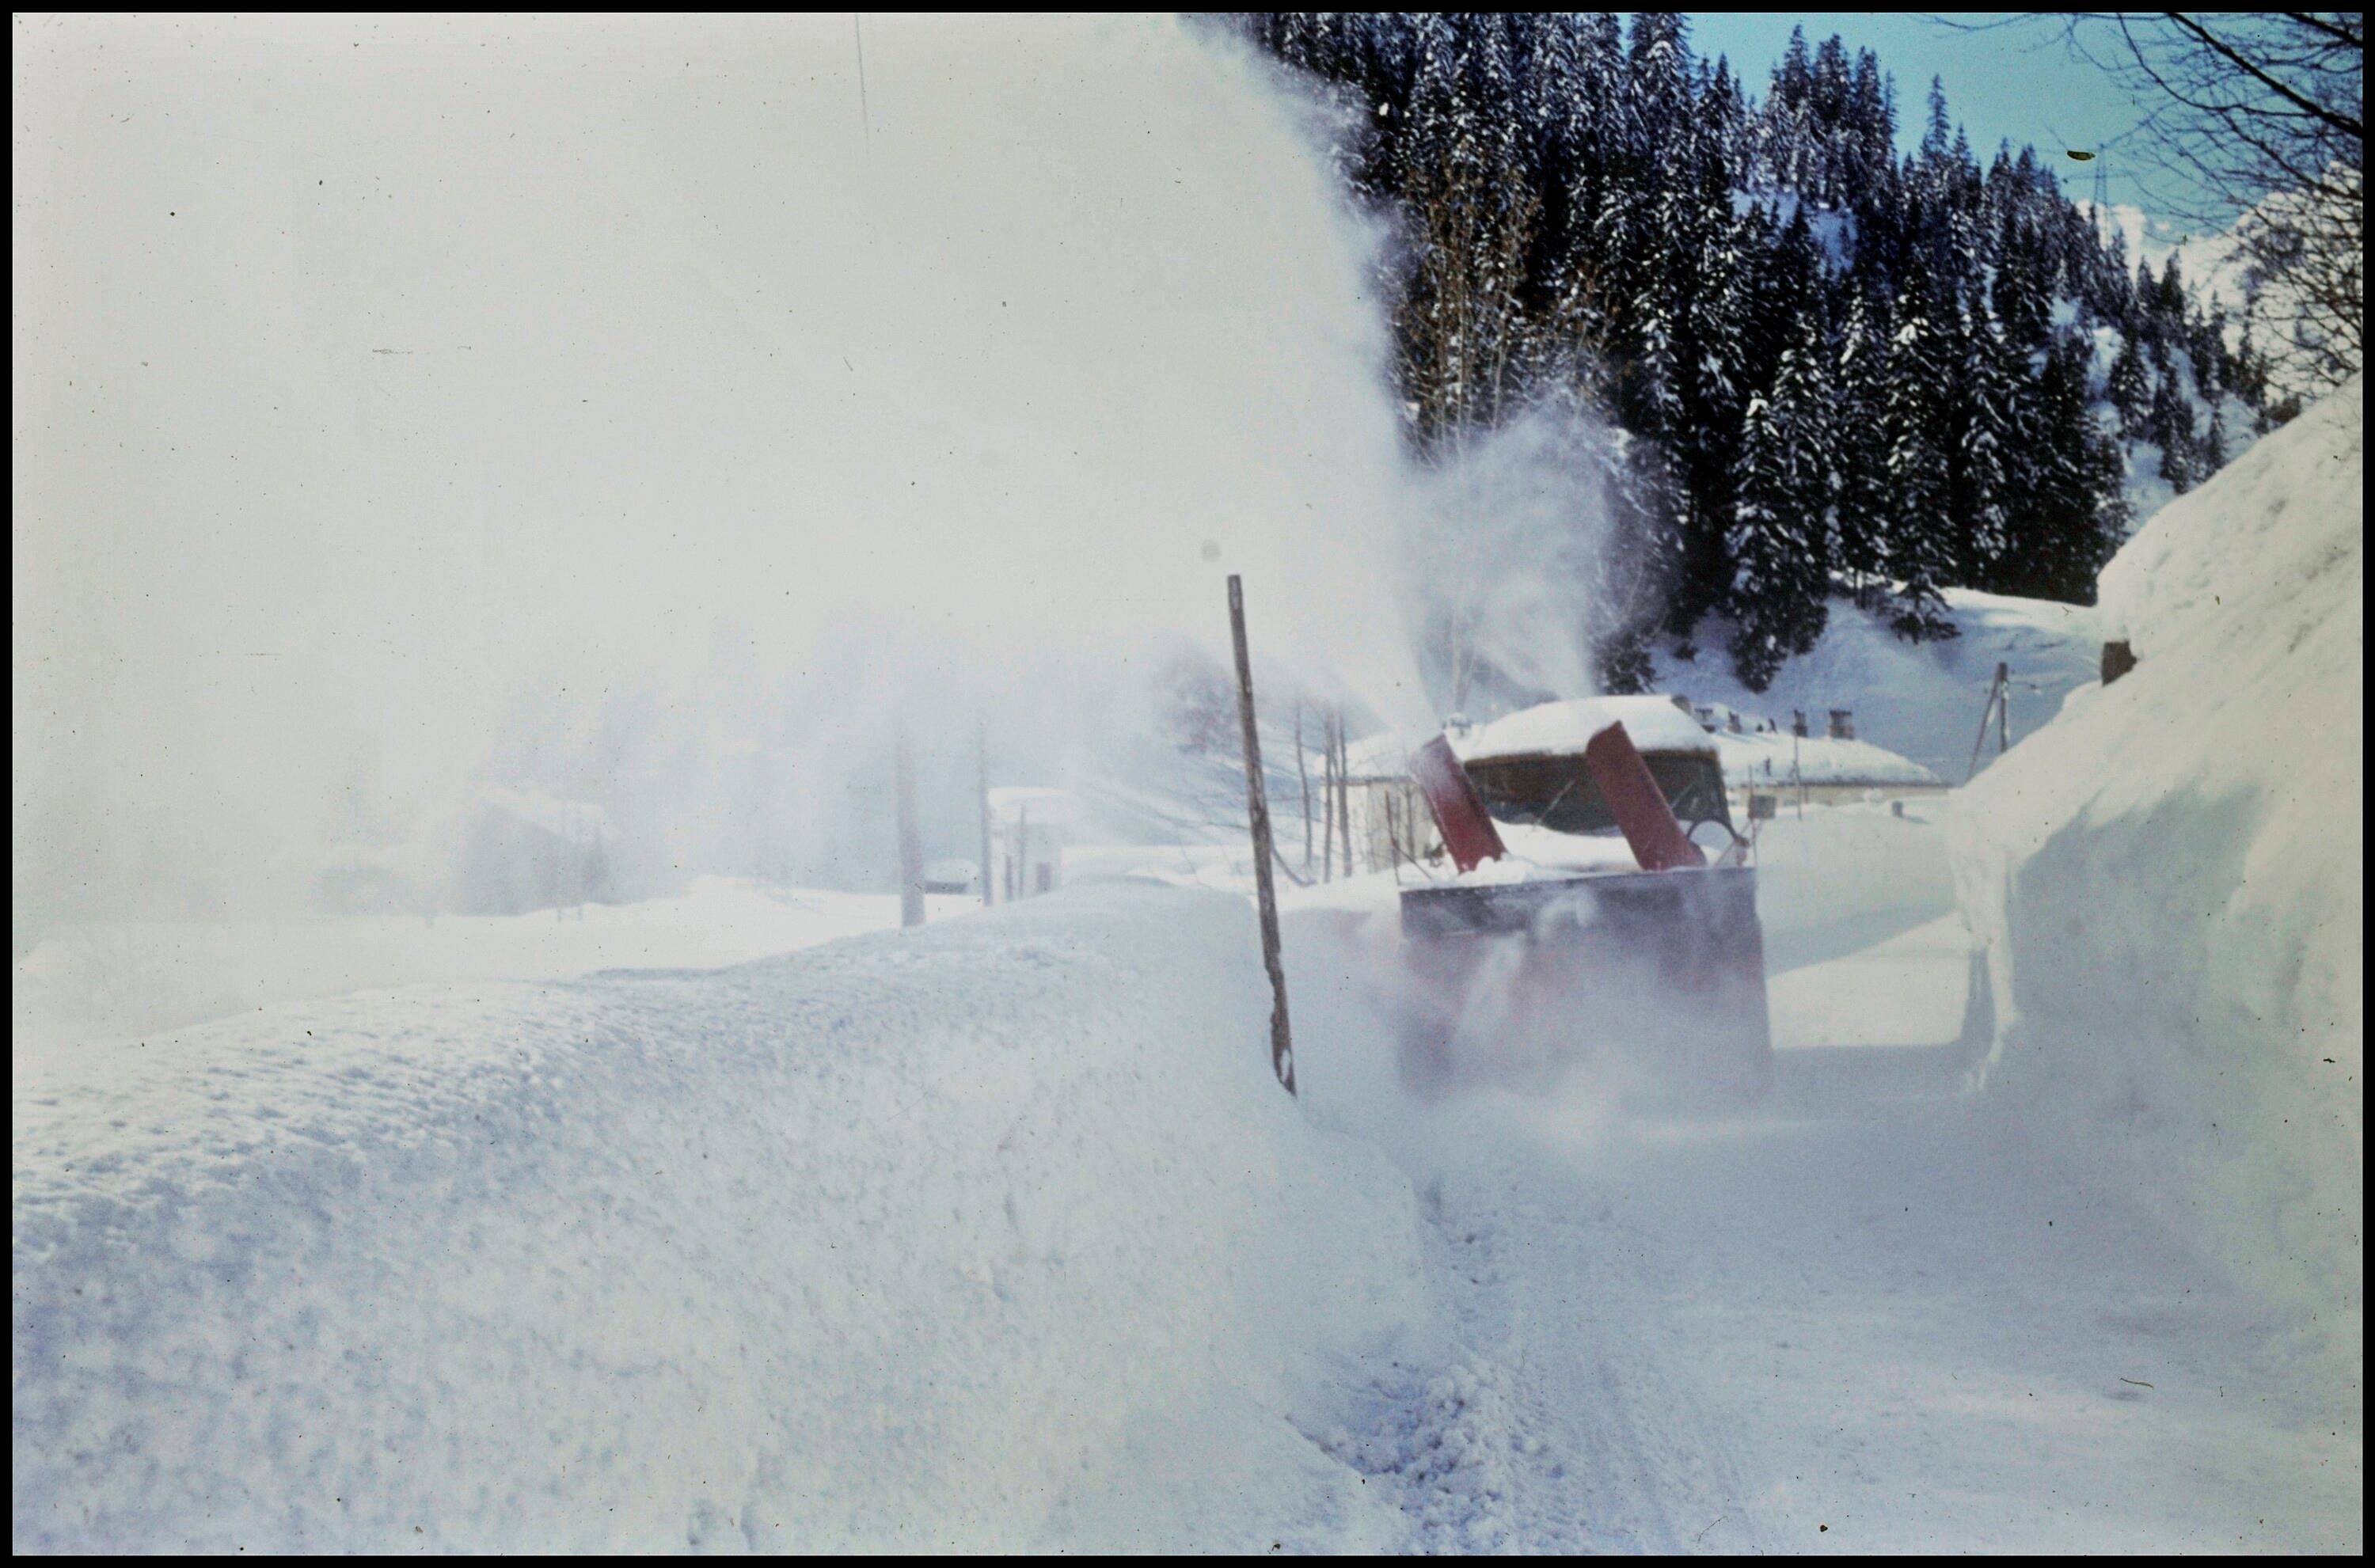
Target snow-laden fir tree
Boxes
[2106,336,2153,438]
[1881,277,1959,640]
[1831,287,1893,607]
[2152,370,2202,493]
[1950,290,2021,582]
[1726,309,1835,689]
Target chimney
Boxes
[1827,708,1855,741]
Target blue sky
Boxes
[1685,13,2216,233]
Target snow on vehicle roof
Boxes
[1454,695,1716,762]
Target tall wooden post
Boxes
[1319,712,1336,883]
[976,719,994,909]
[894,724,925,928]
[1227,575,1295,1096]
[1966,663,2012,784]
[1336,705,1354,877]
[1295,699,1313,877]
[1996,662,2011,757]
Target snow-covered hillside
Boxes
[2141,183,2363,408]
[1951,375,2363,1309]
[1649,587,2105,784]
[12,885,1425,1552]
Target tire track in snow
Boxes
[1315,1143,1777,1553]
[1294,1157,1548,1552]
[1550,1171,1780,1555]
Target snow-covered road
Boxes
[1294,803,2361,1553]
[1328,1088,2358,1552]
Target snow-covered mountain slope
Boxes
[1648,587,2105,786]
[2151,182,2361,407]
[1950,375,2363,1312]
[12,884,1425,1552]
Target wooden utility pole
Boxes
[1295,699,1313,877]
[1319,712,1336,883]
[976,720,994,909]
[1966,663,2012,784]
[1227,575,1296,1096]
[1335,706,1354,877]
[894,723,925,928]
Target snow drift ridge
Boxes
[12,885,1425,1551]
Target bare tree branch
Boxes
[1962,13,2362,391]
[2158,13,2362,139]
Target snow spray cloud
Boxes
[13,15,1436,920]
[1406,401,1627,714]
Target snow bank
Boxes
[1753,800,1959,965]
[11,879,978,1064]
[13,885,1425,1551]
[1949,377,2362,1311]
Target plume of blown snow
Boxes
[12,14,1433,930]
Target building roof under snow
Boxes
[1712,729,1941,789]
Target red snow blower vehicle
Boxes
[1397,697,1773,1108]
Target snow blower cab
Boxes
[1397,697,1773,1108]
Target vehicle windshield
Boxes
[1465,751,1731,836]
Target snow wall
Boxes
[1949,377,2363,1312]
[12,884,1426,1551]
